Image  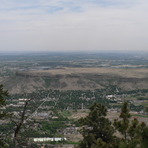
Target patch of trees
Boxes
[78,102,148,148]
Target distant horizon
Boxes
[0,50,148,56]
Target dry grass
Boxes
[69,110,148,125]
[30,67,148,78]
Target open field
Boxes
[29,67,148,78]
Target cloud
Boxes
[0,0,148,52]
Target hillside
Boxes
[1,67,148,94]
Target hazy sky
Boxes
[0,0,148,53]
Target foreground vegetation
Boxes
[78,102,148,148]
[0,84,148,148]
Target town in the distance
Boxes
[0,52,148,148]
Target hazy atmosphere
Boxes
[0,0,148,52]
[1,1,148,147]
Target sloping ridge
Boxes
[1,69,148,94]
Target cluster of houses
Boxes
[106,94,123,103]
[32,137,67,142]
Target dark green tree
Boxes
[114,102,148,148]
[79,103,116,148]
[0,84,8,119]
[0,84,9,148]
[141,125,148,148]
[114,102,130,142]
